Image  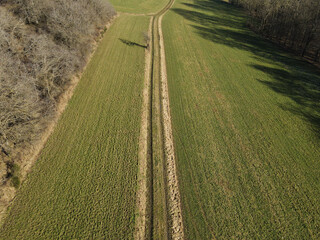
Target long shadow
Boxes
[119,38,146,48]
[171,0,320,137]
[254,65,320,135]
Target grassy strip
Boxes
[163,0,320,239]
[0,15,149,239]
[110,0,168,14]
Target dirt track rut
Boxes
[135,0,185,239]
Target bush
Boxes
[11,176,20,189]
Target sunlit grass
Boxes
[0,15,149,239]
[163,0,320,239]
[110,0,168,13]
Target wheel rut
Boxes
[135,0,185,239]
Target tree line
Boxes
[230,0,320,62]
[0,0,116,187]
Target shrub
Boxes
[11,176,20,189]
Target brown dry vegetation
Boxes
[0,0,115,193]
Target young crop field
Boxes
[1,0,320,239]
[0,15,149,239]
[163,0,320,239]
[109,0,168,14]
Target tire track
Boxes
[158,13,185,240]
[135,17,153,240]
[136,0,185,238]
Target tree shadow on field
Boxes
[254,65,320,136]
[119,38,146,48]
[171,0,320,137]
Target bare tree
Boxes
[143,32,150,49]
[231,0,320,61]
[0,0,116,186]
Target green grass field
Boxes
[163,0,320,239]
[110,0,168,14]
[0,15,149,239]
[2,0,320,238]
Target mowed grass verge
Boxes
[163,0,320,239]
[110,0,168,14]
[0,15,149,239]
